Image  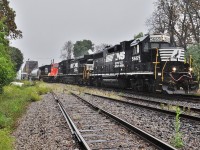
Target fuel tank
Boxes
[30,68,40,80]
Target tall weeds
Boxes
[0,81,51,149]
[171,106,184,148]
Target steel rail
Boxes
[51,92,91,150]
[82,85,200,103]
[71,92,177,150]
[84,92,200,122]
[127,91,200,103]
[120,95,200,113]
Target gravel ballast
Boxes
[79,93,200,150]
[13,93,78,150]
[58,93,158,150]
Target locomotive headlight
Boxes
[172,67,176,72]
[189,67,193,72]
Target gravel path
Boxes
[13,93,78,150]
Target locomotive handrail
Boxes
[162,60,168,81]
[169,73,192,82]
[153,48,160,79]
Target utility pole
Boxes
[27,58,30,79]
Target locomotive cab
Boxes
[128,34,199,94]
[39,65,51,82]
[47,63,59,82]
[145,35,198,94]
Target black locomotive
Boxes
[38,34,199,94]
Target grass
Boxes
[65,84,122,100]
[0,129,14,150]
[159,103,178,112]
[0,81,51,149]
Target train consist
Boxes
[36,34,199,94]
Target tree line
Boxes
[0,0,23,92]
[60,40,111,60]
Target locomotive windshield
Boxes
[150,43,170,49]
[160,43,170,48]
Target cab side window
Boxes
[133,45,140,55]
[143,42,149,52]
[151,43,159,49]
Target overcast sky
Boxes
[9,0,155,66]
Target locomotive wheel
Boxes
[118,79,128,89]
[136,79,144,92]
[131,78,144,92]
[130,79,137,91]
[148,79,155,92]
[94,78,102,87]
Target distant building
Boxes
[22,60,38,79]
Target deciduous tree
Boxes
[134,32,144,39]
[8,46,23,71]
[0,19,15,93]
[60,41,73,60]
[73,40,93,57]
[94,43,111,53]
[186,44,200,76]
[0,0,22,39]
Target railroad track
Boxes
[173,94,200,103]
[84,92,200,122]
[51,91,176,150]
[131,92,200,104]
[77,92,200,149]
[83,85,200,103]
[120,95,200,116]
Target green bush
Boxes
[0,19,15,93]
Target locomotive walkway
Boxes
[52,91,176,150]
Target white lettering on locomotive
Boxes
[106,52,125,62]
[115,61,124,68]
[132,55,140,61]
[106,53,114,62]
[115,52,125,60]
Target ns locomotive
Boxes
[38,34,199,94]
